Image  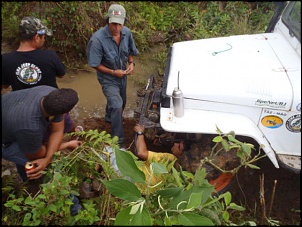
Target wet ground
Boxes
[57,70,143,119]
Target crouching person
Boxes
[2,85,81,183]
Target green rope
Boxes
[212,43,232,56]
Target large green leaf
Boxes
[157,187,184,198]
[115,148,145,183]
[102,179,142,202]
[178,213,214,226]
[187,192,203,209]
[115,206,152,226]
[129,206,152,226]
[151,162,168,174]
[169,185,214,209]
[115,207,133,226]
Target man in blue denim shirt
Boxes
[87,4,139,148]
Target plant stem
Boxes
[259,173,266,225]
[268,180,277,217]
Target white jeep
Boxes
[138,1,301,174]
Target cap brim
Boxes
[109,17,124,25]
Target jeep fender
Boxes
[160,107,279,168]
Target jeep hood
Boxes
[166,33,299,111]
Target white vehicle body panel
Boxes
[160,107,280,167]
[160,2,301,171]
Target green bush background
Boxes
[1,1,275,70]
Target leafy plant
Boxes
[4,172,100,225]
[204,126,266,175]
[101,127,264,225]
[2,129,121,226]
[2,126,262,226]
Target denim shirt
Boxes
[87,25,139,83]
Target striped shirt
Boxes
[2,86,61,154]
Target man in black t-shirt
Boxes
[2,16,81,137]
[2,16,65,90]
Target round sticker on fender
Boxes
[286,114,301,133]
[261,115,283,129]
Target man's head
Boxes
[171,140,191,158]
[20,16,53,39]
[43,88,79,116]
[106,4,127,25]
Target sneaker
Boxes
[70,194,82,216]
[75,125,84,133]
[74,125,84,140]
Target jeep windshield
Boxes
[282,1,301,42]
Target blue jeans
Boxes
[2,114,74,182]
[2,142,29,181]
[98,77,127,144]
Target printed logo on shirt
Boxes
[16,63,42,85]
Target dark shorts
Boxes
[43,112,73,143]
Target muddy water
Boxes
[57,45,167,120]
[57,70,143,120]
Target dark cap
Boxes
[20,16,53,36]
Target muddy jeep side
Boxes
[138,2,301,173]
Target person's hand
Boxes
[134,123,145,133]
[115,69,129,78]
[26,158,50,180]
[68,140,83,149]
[125,63,134,75]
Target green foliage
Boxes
[101,134,262,226]
[1,2,25,44]
[2,129,122,226]
[1,127,269,225]
[4,172,100,225]
[207,126,266,174]
[1,1,275,70]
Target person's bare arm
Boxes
[26,120,65,179]
[134,124,148,161]
[44,120,65,161]
[126,55,135,74]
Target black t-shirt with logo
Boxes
[2,49,65,90]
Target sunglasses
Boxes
[37,29,46,35]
